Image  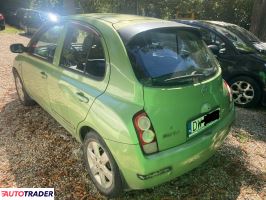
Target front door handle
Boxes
[40,71,48,79]
[76,92,89,103]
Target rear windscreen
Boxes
[126,28,220,86]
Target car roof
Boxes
[75,13,156,24]
[176,20,238,29]
[67,13,191,30]
[67,14,197,44]
[17,8,30,11]
[204,21,236,27]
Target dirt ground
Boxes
[0,32,265,200]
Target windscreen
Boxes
[213,25,255,53]
[126,28,219,86]
[226,25,260,43]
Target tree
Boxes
[250,0,266,41]
[0,0,30,12]
[4,0,253,30]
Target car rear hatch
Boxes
[121,22,231,151]
[143,73,229,151]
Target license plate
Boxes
[188,109,220,137]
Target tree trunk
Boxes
[250,0,266,41]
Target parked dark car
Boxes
[3,8,29,29]
[208,21,266,54]
[20,9,59,35]
[16,8,28,28]
[0,13,5,30]
[176,20,266,108]
[4,10,18,27]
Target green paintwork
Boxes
[12,14,235,190]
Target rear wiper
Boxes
[164,73,205,82]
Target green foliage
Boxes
[198,0,254,28]
[0,0,31,11]
[25,0,254,28]
[78,0,137,14]
[29,0,63,11]
[0,24,22,34]
[76,0,254,28]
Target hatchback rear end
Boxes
[112,21,235,189]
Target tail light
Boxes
[0,14,4,20]
[133,111,158,154]
[223,80,233,102]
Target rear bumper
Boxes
[105,105,235,190]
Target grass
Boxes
[0,25,23,34]
[236,132,250,143]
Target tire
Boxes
[83,131,123,197]
[13,70,35,106]
[229,76,261,108]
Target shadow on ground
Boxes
[0,99,265,200]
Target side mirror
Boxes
[208,45,219,55]
[10,43,26,53]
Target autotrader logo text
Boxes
[0,188,54,200]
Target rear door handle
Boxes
[76,92,89,103]
[40,71,48,79]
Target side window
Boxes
[201,29,223,47]
[60,24,106,79]
[30,25,63,63]
[200,28,229,54]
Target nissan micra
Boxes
[10,14,235,197]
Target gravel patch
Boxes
[0,33,265,200]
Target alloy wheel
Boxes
[87,141,113,189]
[231,80,254,105]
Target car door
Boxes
[21,24,64,111]
[200,28,237,77]
[48,22,109,132]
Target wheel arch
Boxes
[226,72,264,91]
[78,124,129,190]
[79,125,93,142]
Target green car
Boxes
[10,14,235,197]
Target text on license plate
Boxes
[188,109,220,137]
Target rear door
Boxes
[48,22,109,132]
[22,24,64,110]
